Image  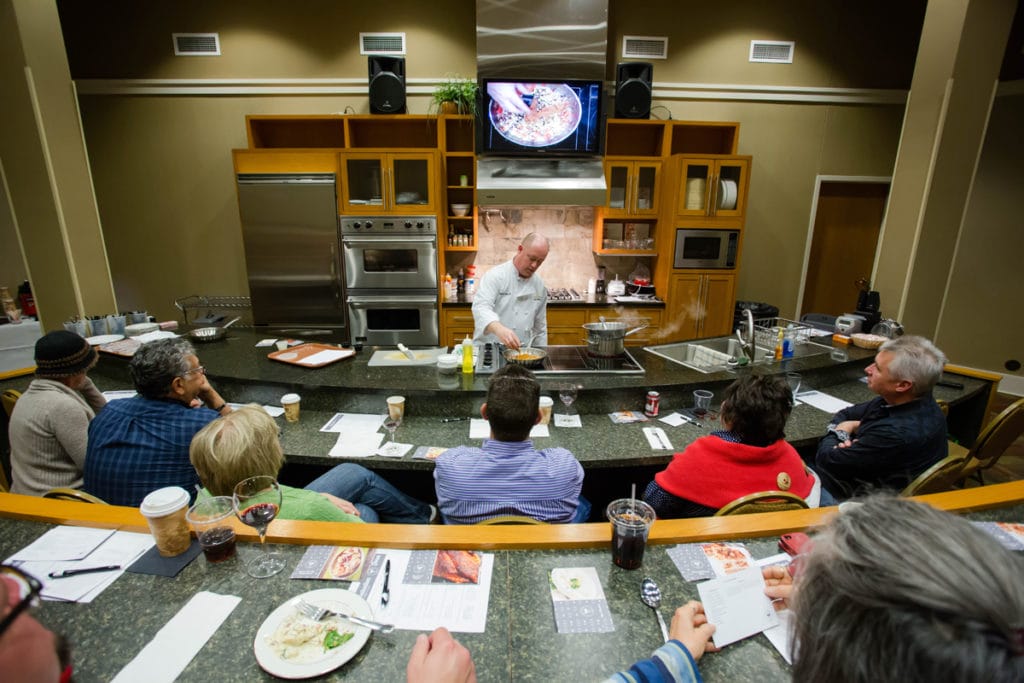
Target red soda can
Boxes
[644,391,660,417]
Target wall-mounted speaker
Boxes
[614,62,653,119]
[368,56,406,114]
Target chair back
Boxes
[967,397,1024,472]
[2,389,21,418]
[901,453,969,496]
[476,515,547,525]
[42,488,109,504]
[715,490,809,516]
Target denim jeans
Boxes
[572,495,593,523]
[305,463,431,524]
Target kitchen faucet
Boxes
[735,308,756,363]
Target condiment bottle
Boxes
[774,328,785,360]
[461,336,474,374]
[17,281,36,316]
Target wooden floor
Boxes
[966,393,1024,485]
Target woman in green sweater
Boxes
[189,405,434,523]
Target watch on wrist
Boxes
[210,402,227,413]
[828,425,850,442]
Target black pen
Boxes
[440,417,469,423]
[48,565,121,579]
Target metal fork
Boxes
[295,599,395,633]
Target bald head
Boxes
[512,233,549,279]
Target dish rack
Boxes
[753,317,815,347]
[174,295,253,328]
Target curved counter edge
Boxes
[2,481,1022,550]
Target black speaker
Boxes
[368,56,406,114]
[614,62,653,119]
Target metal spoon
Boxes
[641,578,670,643]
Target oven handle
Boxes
[342,235,437,247]
[347,293,438,305]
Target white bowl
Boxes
[450,203,470,217]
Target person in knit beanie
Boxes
[9,331,107,495]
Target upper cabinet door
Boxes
[339,152,436,214]
[340,155,386,212]
[391,153,436,213]
[603,160,661,218]
[675,156,750,222]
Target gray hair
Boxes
[792,494,1024,682]
[129,337,196,398]
[879,335,946,395]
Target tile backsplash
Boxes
[453,207,647,292]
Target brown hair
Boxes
[718,374,791,446]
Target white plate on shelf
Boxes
[86,334,124,346]
[717,179,738,210]
[254,589,373,679]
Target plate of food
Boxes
[254,589,373,679]
[489,83,582,147]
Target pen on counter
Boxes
[48,565,122,579]
[440,416,469,423]
[381,559,391,607]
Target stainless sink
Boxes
[643,337,833,374]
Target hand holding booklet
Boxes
[696,566,778,647]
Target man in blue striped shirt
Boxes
[433,364,587,524]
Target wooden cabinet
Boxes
[441,116,477,252]
[666,272,736,341]
[339,152,437,214]
[674,156,751,222]
[545,308,588,346]
[441,307,476,348]
[233,150,339,175]
[603,160,661,218]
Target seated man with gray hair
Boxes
[84,338,231,506]
[814,335,948,499]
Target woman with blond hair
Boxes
[190,405,434,523]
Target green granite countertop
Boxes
[5,505,1021,682]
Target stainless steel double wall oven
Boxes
[341,216,440,346]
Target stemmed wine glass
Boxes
[383,414,402,442]
[232,475,285,578]
[559,384,578,414]
[786,372,802,401]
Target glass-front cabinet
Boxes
[604,160,661,218]
[339,152,436,214]
[675,156,749,221]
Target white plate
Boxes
[86,334,125,346]
[254,589,373,679]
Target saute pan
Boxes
[188,316,240,343]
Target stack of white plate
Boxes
[684,177,706,210]
[717,179,738,210]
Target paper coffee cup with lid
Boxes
[139,486,192,557]
[281,393,301,422]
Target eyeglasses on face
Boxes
[0,564,43,639]
[181,365,206,378]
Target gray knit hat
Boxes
[35,330,97,378]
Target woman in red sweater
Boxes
[643,374,823,517]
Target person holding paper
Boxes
[433,364,586,523]
[190,405,435,524]
[643,375,824,518]
[471,233,549,350]
[83,338,231,505]
[9,330,107,495]
[813,335,948,499]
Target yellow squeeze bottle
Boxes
[461,336,474,374]
[774,327,784,360]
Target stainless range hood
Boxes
[477,157,607,205]
[476,0,608,206]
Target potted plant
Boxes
[431,76,478,116]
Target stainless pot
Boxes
[582,321,648,357]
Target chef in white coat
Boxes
[472,233,549,350]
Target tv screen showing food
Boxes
[477,79,605,156]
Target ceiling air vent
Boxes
[360,33,406,56]
[172,33,221,56]
[749,40,794,64]
[622,36,668,60]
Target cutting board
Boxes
[268,343,356,368]
[367,347,447,367]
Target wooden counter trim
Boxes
[2,481,1021,550]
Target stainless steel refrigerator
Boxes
[236,174,347,338]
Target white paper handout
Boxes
[469,418,549,439]
[102,390,138,401]
[553,414,582,428]
[8,526,116,562]
[329,430,384,458]
[794,390,853,414]
[697,566,779,647]
[321,412,386,433]
[659,412,688,427]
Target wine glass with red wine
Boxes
[232,475,285,578]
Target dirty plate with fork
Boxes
[254,589,373,679]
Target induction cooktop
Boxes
[476,343,644,375]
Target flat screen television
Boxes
[477,78,605,156]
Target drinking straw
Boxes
[631,483,636,515]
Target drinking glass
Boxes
[559,384,578,413]
[384,414,402,442]
[786,372,802,399]
[232,476,285,578]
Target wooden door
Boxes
[701,273,737,337]
[666,274,703,341]
[801,182,889,318]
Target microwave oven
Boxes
[673,229,739,269]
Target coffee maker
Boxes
[854,278,881,332]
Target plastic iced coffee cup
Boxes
[539,396,553,425]
[281,393,301,423]
[140,486,192,557]
[607,499,656,570]
[387,395,406,420]
[185,496,237,563]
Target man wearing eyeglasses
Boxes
[84,338,231,506]
[1,566,71,682]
